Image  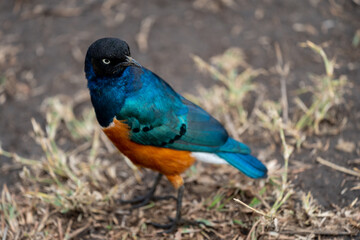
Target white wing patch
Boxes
[191,152,228,164]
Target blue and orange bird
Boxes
[85,38,267,232]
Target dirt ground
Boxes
[1,0,360,239]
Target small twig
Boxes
[280,228,356,236]
[35,211,50,233]
[233,198,267,216]
[254,193,271,210]
[269,126,294,215]
[64,219,73,238]
[65,141,91,156]
[2,225,8,240]
[67,221,92,239]
[316,157,360,177]
[246,219,261,240]
[279,127,292,189]
[275,43,290,124]
[191,55,229,84]
[57,218,63,240]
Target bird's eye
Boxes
[102,59,111,64]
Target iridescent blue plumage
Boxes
[85,38,267,179]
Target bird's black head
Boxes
[85,38,141,78]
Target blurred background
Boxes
[0,0,359,239]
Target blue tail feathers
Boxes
[217,152,267,179]
[219,137,251,154]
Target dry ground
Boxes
[1,0,360,239]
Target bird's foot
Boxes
[119,194,176,209]
[117,173,176,209]
[149,217,178,234]
[149,217,209,234]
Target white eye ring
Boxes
[102,59,111,64]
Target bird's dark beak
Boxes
[113,56,142,74]
[123,56,142,68]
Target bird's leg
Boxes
[119,173,176,208]
[148,185,185,233]
[149,185,209,233]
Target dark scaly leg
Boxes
[149,185,185,233]
[119,173,176,209]
[149,185,210,234]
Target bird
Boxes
[84,37,267,233]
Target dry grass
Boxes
[0,42,359,239]
[188,42,359,238]
[254,41,348,150]
[190,48,265,138]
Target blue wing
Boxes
[115,67,267,178]
[116,68,250,154]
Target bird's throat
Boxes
[89,82,127,127]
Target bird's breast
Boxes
[102,118,196,188]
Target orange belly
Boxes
[102,118,195,188]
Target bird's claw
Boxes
[148,217,210,234]
[117,194,177,209]
[148,218,178,234]
[153,195,177,201]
